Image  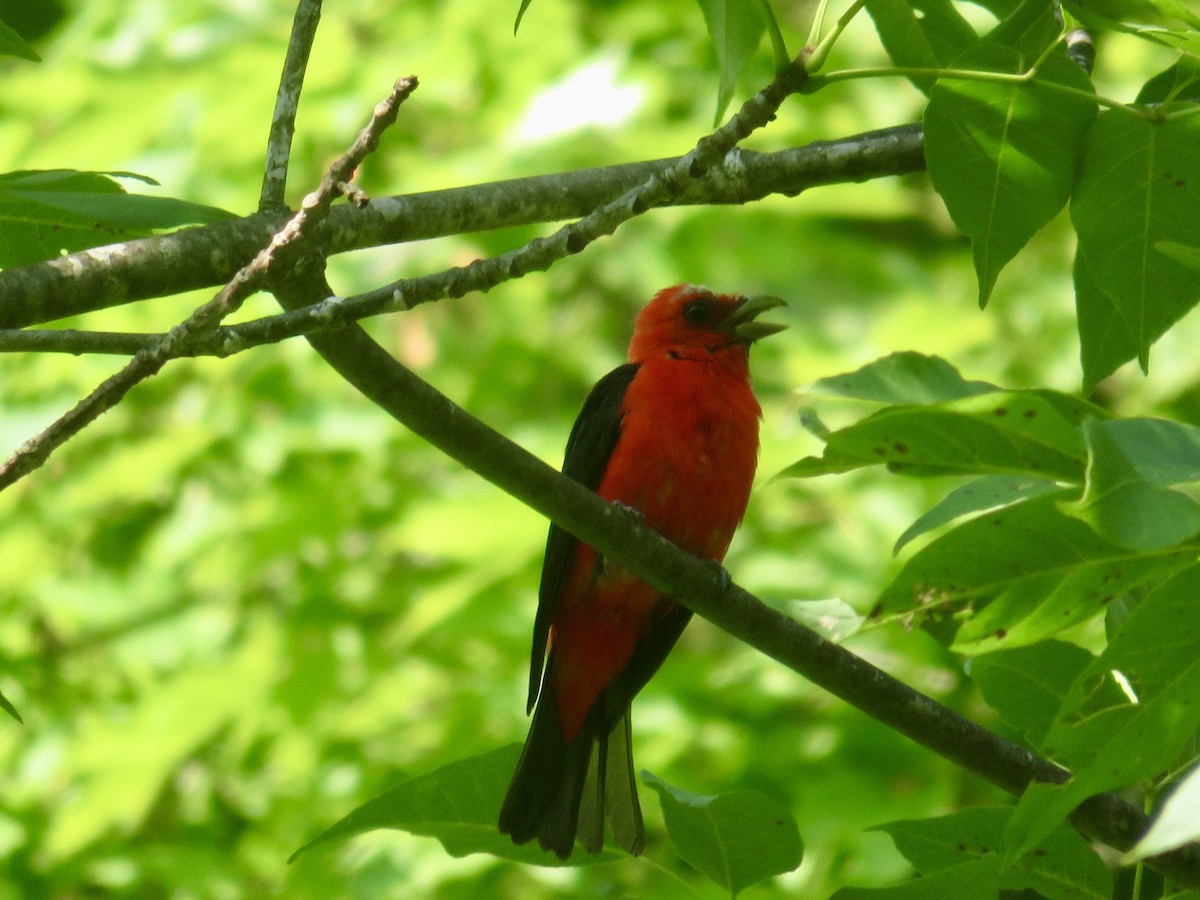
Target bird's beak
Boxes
[722,295,788,343]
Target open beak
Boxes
[722,295,788,343]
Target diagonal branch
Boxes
[0,78,419,493]
[271,271,1200,888]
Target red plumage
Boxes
[499,284,784,859]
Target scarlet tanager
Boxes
[499,284,786,859]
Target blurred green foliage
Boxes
[1,0,1198,897]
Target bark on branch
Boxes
[0,124,924,330]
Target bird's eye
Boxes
[682,296,716,325]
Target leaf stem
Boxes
[811,64,1149,117]
[755,0,790,72]
[804,0,867,74]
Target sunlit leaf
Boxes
[878,494,1195,651]
[808,352,994,405]
[1060,561,1200,713]
[865,0,978,94]
[0,687,22,723]
[894,474,1061,553]
[783,393,1086,482]
[1125,762,1200,861]
[643,771,802,897]
[1005,676,1200,865]
[1156,240,1200,271]
[1063,0,1200,52]
[0,169,234,268]
[784,597,864,642]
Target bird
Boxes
[498,284,785,859]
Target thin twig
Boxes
[259,0,323,211]
[204,56,813,361]
[0,328,164,356]
[0,77,418,493]
[336,55,810,316]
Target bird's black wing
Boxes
[526,362,640,711]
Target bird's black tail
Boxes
[498,665,644,860]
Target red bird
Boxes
[499,284,785,859]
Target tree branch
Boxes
[0,328,164,356]
[0,124,924,331]
[259,0,323,211]
[269,272,1200,887]
[0,78,419,493]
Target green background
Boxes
[0,1,1192,896]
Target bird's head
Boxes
[627,284,787,368]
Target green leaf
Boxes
[1078,417,1200,486]
[894,474,1062,553]
[830,859,1000,899]
[0,169,235,268]
[0,686,22,723]
[1066,418,1200,550]
[1063,0,1200,43]
[1061,561,1200,712]
[1136,58,1200,105]
[694,0,766,124]
[1004,564,1200,862]
[784,597,864,642]
[642,771,802,898]
[288,748,609,868]
[783,393,1086,482]
[1005,675,1200,864]
[878,494,1194,651]
[0,18,40,61]
[809,352,995,404]
[968,640,1098,748]
[1126,763,1200,861]
[1156,240,1200,271]
[865,0,978,94]
[924,2,1097,306]
[290,745,610,865]
[951,552,1184,654]
[755,0,789,72]
[1073,246,1141,391]
[878,806,1111,900]
[1070,107,1200,384]
[513,0,534,33]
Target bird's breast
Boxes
[600,358,762,561]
